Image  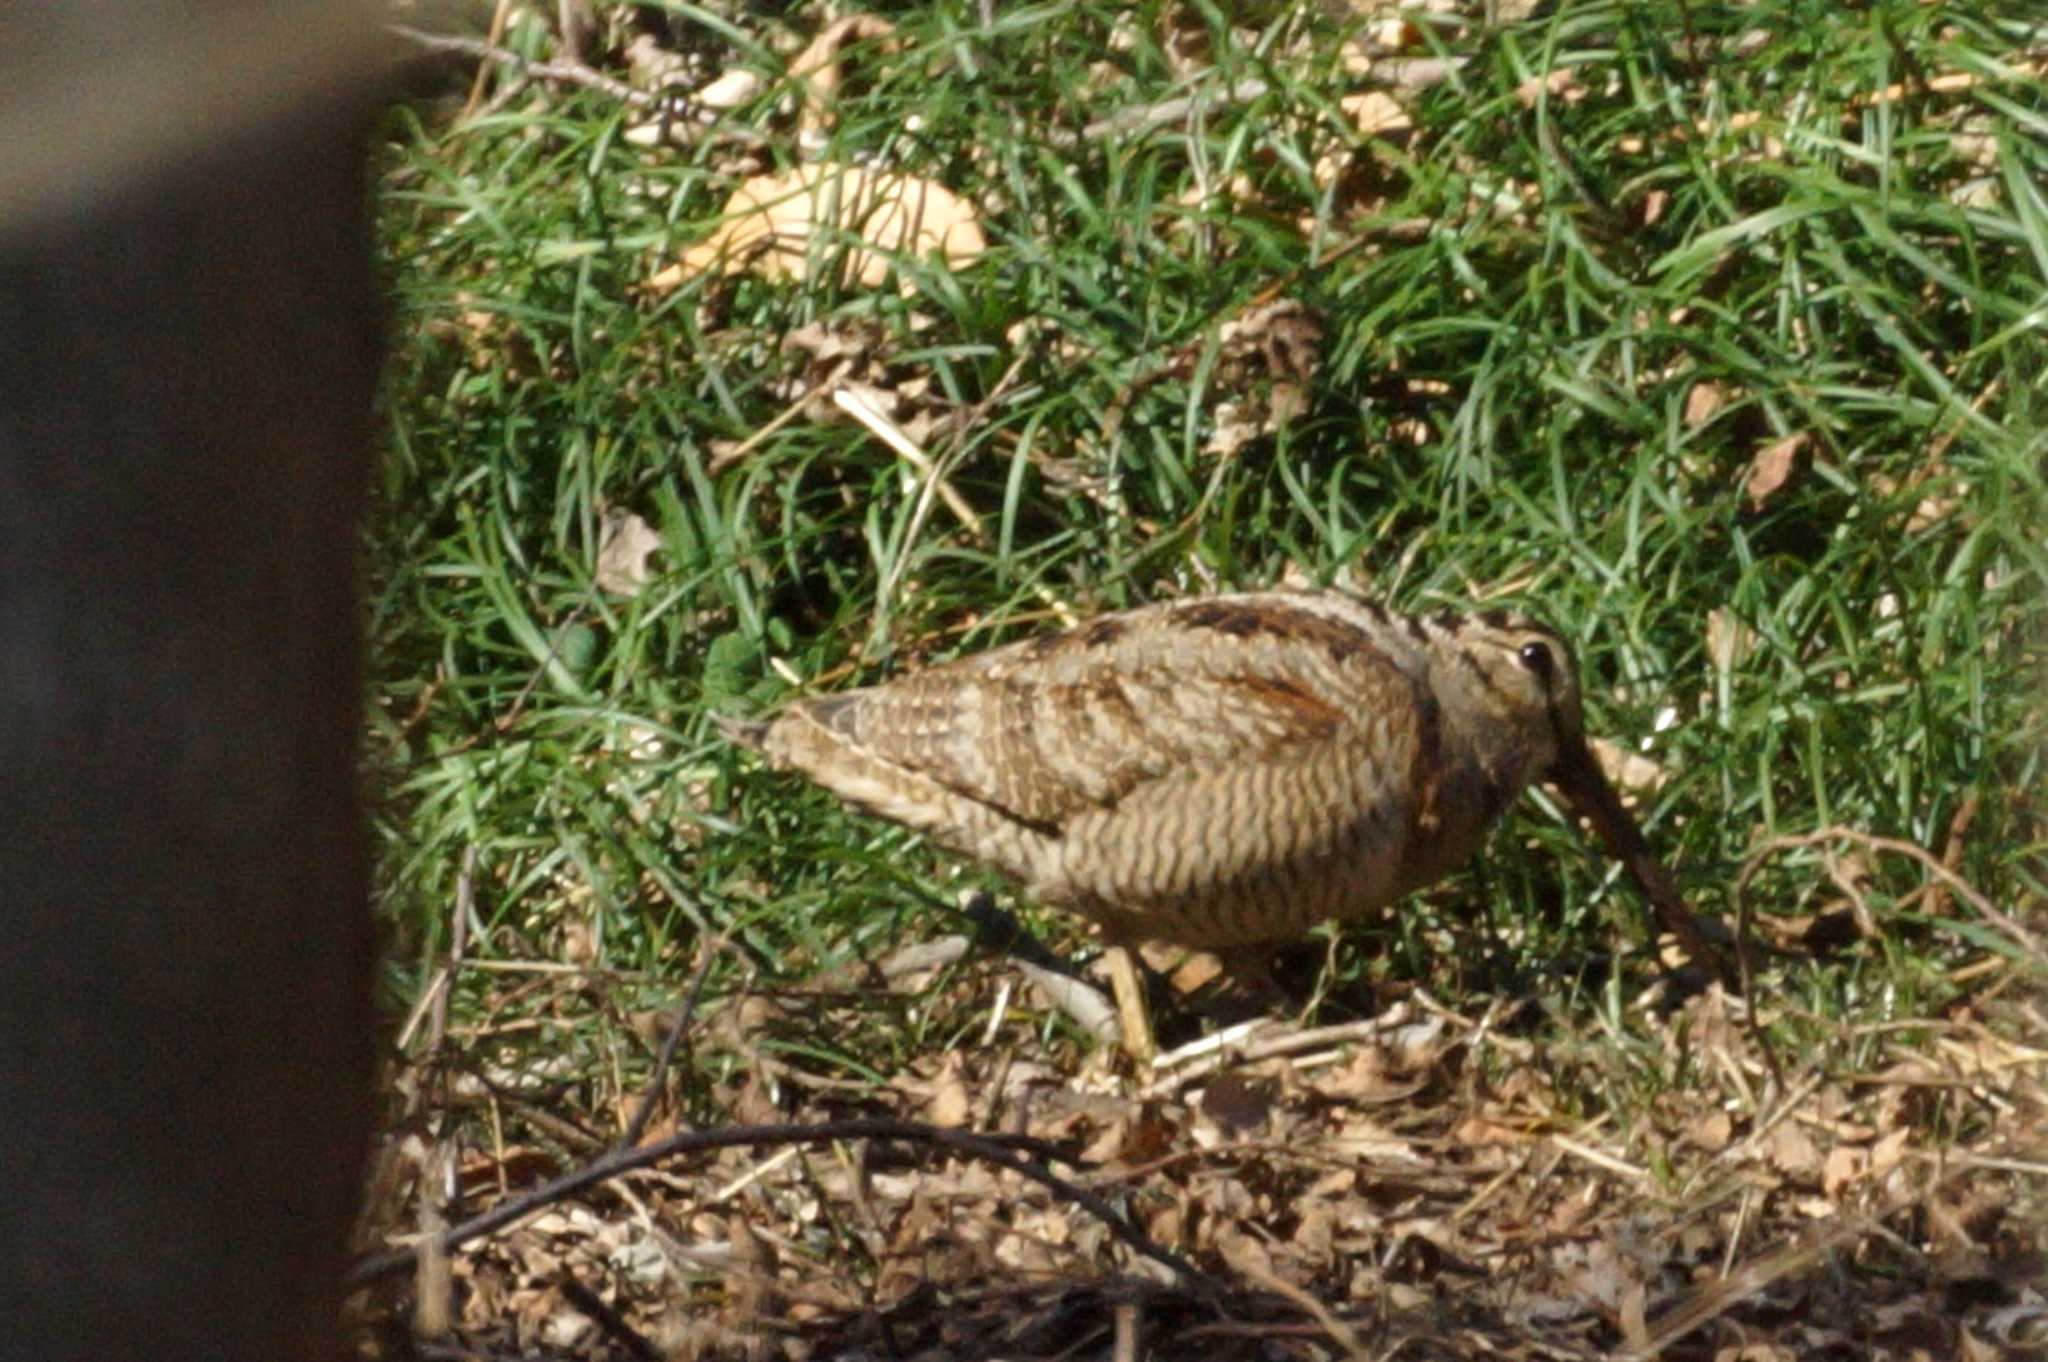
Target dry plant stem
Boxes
[1142,1012,1441,1098]
[1106,945,1157,1063]
[557,1273,661,1361]
[706,373,843,476]
[834,386,984,543]
[1113,1302,1141,1362]
[348,1117,1214,1291]
[394,844,476,1057]
[616,930,728,1151]
[389,25,652,108]
[1734,826,2038,1010]
[406,845,477,1339]
[1232,1258,1370,1361]
[1619,1192,1923,1362]
[459,0,514,119]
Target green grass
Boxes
[369,0,2045,1107]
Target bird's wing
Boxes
[773,595,1430,832]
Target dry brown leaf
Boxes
[595,507,661,595]
[1292,1202,1337,1255]
[667,164,985,289]
[1821,1143,1866,1198]
[1212,1222,1277,1279]
[1706,608,1757,674]
[1516,68,1587,106]
[1325,1116,1420,1161]
[1450,1115,1530,1147]
[1745,432,1808,508]
[1684,379,1732,427]
[1311,1046,1426,1104]
[788,14,899,130]
[1138,940,1224,994]
[1686,1109,1734,1153]
[1766,1121,1822,1180]
[1908,482,1963,532]
[1588,736,1669,798]
[1359,12,1423,51]
[926,1054,972,1128]
[1868,1125,1910,1180]
[1342,90,1411,137]
[1198,1073,1276,1138]
[696,67,766,111]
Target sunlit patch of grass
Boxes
[369,0,2045,1132]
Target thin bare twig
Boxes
[349,1117,1215,1291]
[391,24,654,108]
[459,0,515,120]
[557,1273,661,1360]
[1740,826,2039,959]
[616,931,728,1151]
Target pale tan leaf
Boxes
[925,1054,972,1128]
[1821,1143,1866,1198]
[1869,1125,1911,1179]
[697,67,766,110]
[1588,736,1669,797]
[671,165,985,289]
[789,14,898,130]
[1686,1109,1734,1152]
[1684,379,1731,427]
[1341,90,1412,137]
[1516,68,1586,107]
[1766,1121,1821,1179]
[594,508,661,596]
[1745,432,1808,508]
[1706,608,1757,674]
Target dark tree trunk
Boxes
[0,12,382,1360]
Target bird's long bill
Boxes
[1548,737,1735,988]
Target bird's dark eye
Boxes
[1517,641,1555,682]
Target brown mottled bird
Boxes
[720,590,1729,1056]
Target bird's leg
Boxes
[956,891,1135,1051]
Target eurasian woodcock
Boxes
[720,589,1730,1055]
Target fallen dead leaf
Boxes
[1766,1121,1822,1181]
[1588,736,1669,799]
[1687,1109,1734,1153]
[1515,68,1587,106]
[1868,1126,1910,1180]
[1745,431,1808,508]
[1341,90,1411,137]
[594,507,661,595]
[789,14,899,131]
[663,164,985,289]
[926,1053,972,1128]
[1822,1143,1867,1199]
[1198,1073,1276,1138]
[1685,379,1733,428]
[1450,1115,1530,1147]
[1311,1046,1428,1105]
[1706,608,1757,675]
[697,67,766,111]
